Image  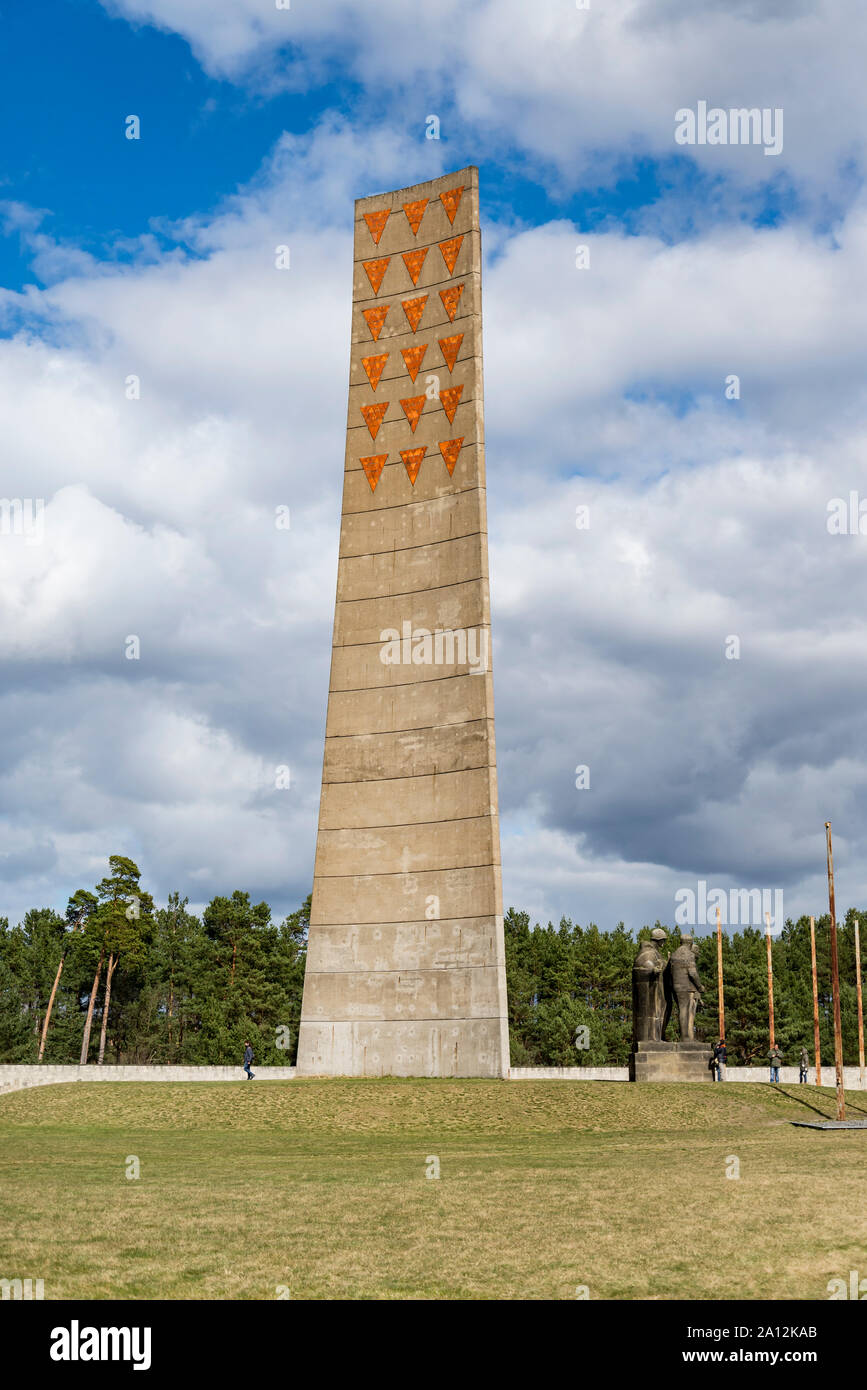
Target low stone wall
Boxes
[0,1064,296,1094]
[509,1066,629,1081]
[512,1065,866,1088]
[0,1062,864,1093]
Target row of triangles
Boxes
[362,286,464,340]
[363,236,464,295]
[359,439,465,491]
[362,185,465,246]
[361,335,463,388]
[360,386,464,438]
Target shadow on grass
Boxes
[769,1085,867,1119]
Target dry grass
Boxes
[1,1079,865,1300]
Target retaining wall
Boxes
[1,1063,864,1095]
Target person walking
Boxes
[799,1046,809,1084]
[769,1043,782,1083]
[243,1040,255,1081]
[714,1039,727,1082]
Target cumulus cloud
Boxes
[3,39,867,932]
[100,0,867,210]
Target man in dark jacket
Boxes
[713,1039,727,1082]
[769,1044,782,1083]
[243,1041,255,1081]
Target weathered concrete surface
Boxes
[296,167,509,1078]
[1,1064,863,1093]
[0,1065,297,1095]
[510,1067,630,1081]
[630,1040,714,1083]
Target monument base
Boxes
[629,1040,714,1083]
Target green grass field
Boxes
[1,1079,865,1300]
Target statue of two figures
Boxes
[632,928,703,1043]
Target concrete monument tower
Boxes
[296,167,509,1077]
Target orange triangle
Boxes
[360,401,388,439]
[438,333,463,373]
[439,285,464,323]
[400,447,427,486]
[402,248,428,286]
[363,257,390,296]
[401,295,428,333]
[400,396,426,433]
[440,185,465,225]
[439,235,464,276]
[362,305,389,341]
[401,344,427,383]
[403,199,428,236]
[361,354,389,391]
[363,210,390,245]
[439,438,464,476]
[440,384,463,424]
[360,455,387,492]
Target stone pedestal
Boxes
[630,1040,714,1083]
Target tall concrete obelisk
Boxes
[296,167,509,1078]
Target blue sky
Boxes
[0,0,796,295]
[2,0,867,934]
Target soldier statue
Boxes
[632,928,668,1043]
[665,932,703,1040]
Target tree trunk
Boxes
[167,969,174,1047]
[80,947,105,1066]
[230,938,236,987]
[38,957,65,1062]
[97,953,117,1065]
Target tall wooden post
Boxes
[765,910,775,1050]
[809,915,822,1086]
[824,822,846,1121]
[716,906,725,1042]
[854,914,865,1090]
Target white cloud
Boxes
[3,114,867,930]
[100,0,867,207]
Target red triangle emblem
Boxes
[360,455,387,492]
[438,236,463,276]
[439,186,464,225]
[362,306,389,341]
[401,345,427,383]
[401,295,427,332]
[438,334,463,373]
[400,396,426,433]
[360,401,388,439]
[363,257,390,296]
[403,199,428,236]
[439,285,464,322]
[400,447,427,486]
[402,248,428,286]
[439,438,464,476]
[361,354,389,391]
[363,210,390,245]
[440,385,463,424]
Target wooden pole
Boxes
[765,910,775,1051]
[716,906,725,1042]
[824,822,846,1121]
[854,914,865,1090]
[809,915,822,1087]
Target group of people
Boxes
[712,1040,811,1083]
